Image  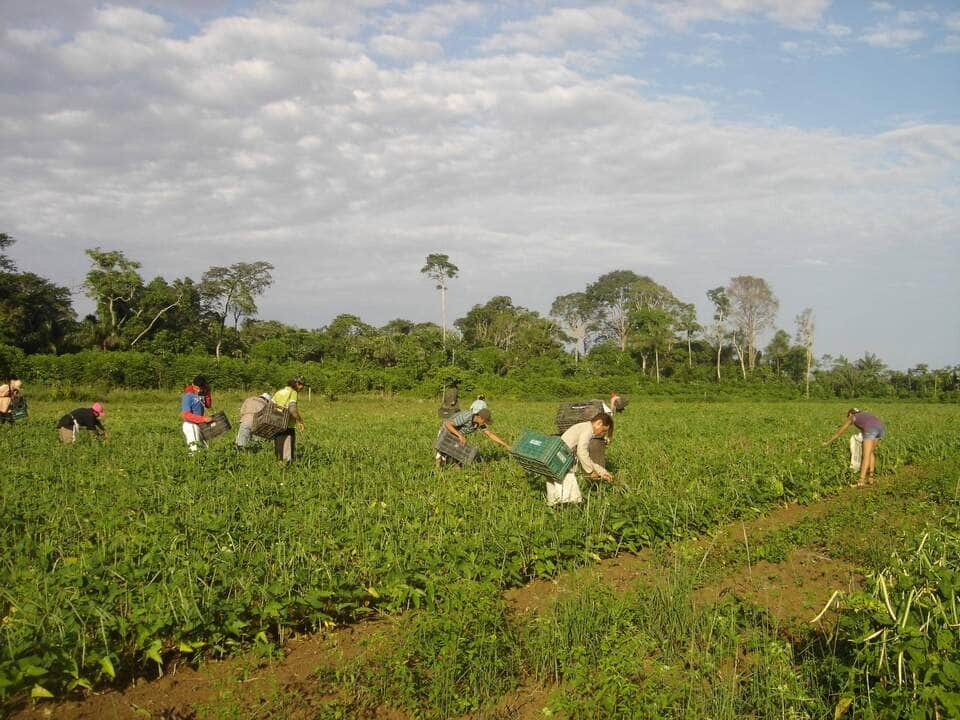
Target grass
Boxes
[1,396,959,715]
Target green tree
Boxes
[420,253,459,345]
[630,306,675,383]
[0,232,16,271]
[199,261,274,359]
[726,275,779,372]
[586,270,644,352]
[764,329,791,377]
[794,308,815,398]
[706,287,731,382]
[550,292,599,362]
[84,248,144,350]
[675,302,700,368]
[0,271,76,354]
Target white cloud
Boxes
[825,23,851,37]
[483,6,649,53]
[860,27,925,48]
[934,35,960,53]
[945,14,960,32]
[369,34,443,62]
[651,0,831,31]
[871,2,894,12]
[0,0,957,368]
[94,4,171,36]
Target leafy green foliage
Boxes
[0,398,957,706]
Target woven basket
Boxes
[252,402,289,439]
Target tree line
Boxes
[1,236,956,399]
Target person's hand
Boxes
[458,435,466,446]
[599,469,613,482]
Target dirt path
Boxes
[7,472,935,720]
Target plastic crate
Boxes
[434,427,479,465]
[10,397,27,422]
[554,400,604,434]
[199,411,232,442]
[252,402,289,439]
[511,430,574,482]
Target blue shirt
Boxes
[180,391,206,417]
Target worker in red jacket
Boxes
[180,375,212,452]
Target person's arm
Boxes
[823,418,853,446]
[578,429,613,481]
[481,429,511,450]
[288,401,305,430]
[445,419,467,444]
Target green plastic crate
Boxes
[511,430,574,481]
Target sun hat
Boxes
[92,402,105,417]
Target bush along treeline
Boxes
[0,235,956,400]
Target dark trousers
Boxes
[274,429,295,461]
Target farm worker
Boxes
[271,377,305,462]
[823,408,886,487]
[436,407,510,466]
[235,392,273,449]
[56,403,107,443]
[0,378,23,423]
[610,391,627,413]
[180,375,213,452]
[469,394,488,414]
[551,412,615,506]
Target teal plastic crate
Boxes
[511,430,574,481]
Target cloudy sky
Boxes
[2,0,958,369]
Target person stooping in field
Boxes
[823,408,886,487]
[552,412,615,506]
[235,393,273,449]
[436,407,510,466]
[180,375,213,452]
[57,403,107,443]
[0,379,23,423]
[271,377,305,463]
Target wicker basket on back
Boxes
[554,400,605,435]
[252,402,290,439]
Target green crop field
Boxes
[2,396,959,717]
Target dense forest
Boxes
[1,234,956,399]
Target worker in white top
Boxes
[552,412,614,506]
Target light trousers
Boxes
[182,421,206,452]
[546,470,583,506]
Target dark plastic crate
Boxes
[434,427,479,465]
[199,411,232,442]
[252,402,289,439]
[511,430,574,481]
[10,397,27,422]
[554,400,604,434]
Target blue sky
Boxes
[1,0,957,369]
